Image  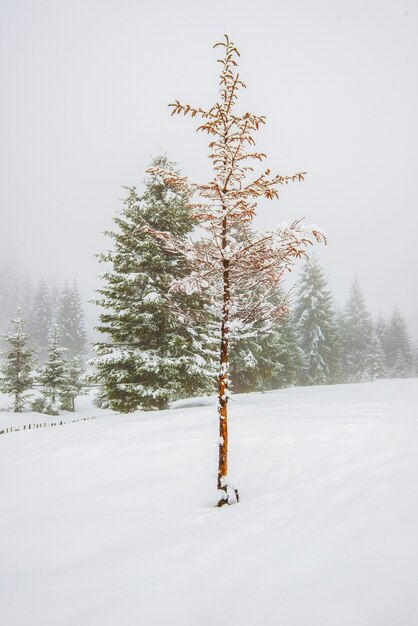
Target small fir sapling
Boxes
[33,325,68,415]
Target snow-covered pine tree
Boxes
[385,309,413,378]
[230,307,302,393]
[366,313,388,380]
[0,311,35,412]
[143,36,325,505]
[60,356,86,412]
[293,257,339,386]
[340,277,374,382]
[34,325,68,415]
[271,311,305,389]
[92,155,214,413]
[363,328,386,381]
[30,280,53,356]
[57,280,87,360]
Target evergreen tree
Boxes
[375,313,387,347]
[30,280,53,355]
[35,325,68,414]
[274,312,304,388]
[230,309,302,392]
[0,312,35,412]
[340,277,374,382]
[385,310,413,378]
[374,313,388,374]
[92,156,213,413]
[60,356,86,411]
[57,280,87,359]
[293,257,340,386]
[364,328,386,381]
[230,339,257,393]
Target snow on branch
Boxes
[141,34,326,339]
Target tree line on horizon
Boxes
[0,281,87,413]
[0,273,87,358]
[1,159,416,415]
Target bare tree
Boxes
[143,35,325,506]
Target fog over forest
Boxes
[1,0,417,337]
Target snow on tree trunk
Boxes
[217,252,231,506]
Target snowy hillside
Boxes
[1,379,418,626]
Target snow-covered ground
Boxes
[1,379,418,626]
[0,390,115,429]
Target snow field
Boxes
[1,379,418,626]
[0,390,115,429]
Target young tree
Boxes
[143,36,325,505]
[0,312,35,412]
[293,257,340,386]
[57,280,87,359]
[92,155,214,413]
[35,325,68,415]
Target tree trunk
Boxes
[217,325,229,505]
[217,256,232,506]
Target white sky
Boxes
[1,0,417,335]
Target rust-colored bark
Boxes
[217,255,230,506]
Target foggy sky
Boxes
[1,0,417,335]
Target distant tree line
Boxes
[0,269,87,356]
[0,280,87,413]
[2,159,415,416]
[228,259,416,393]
